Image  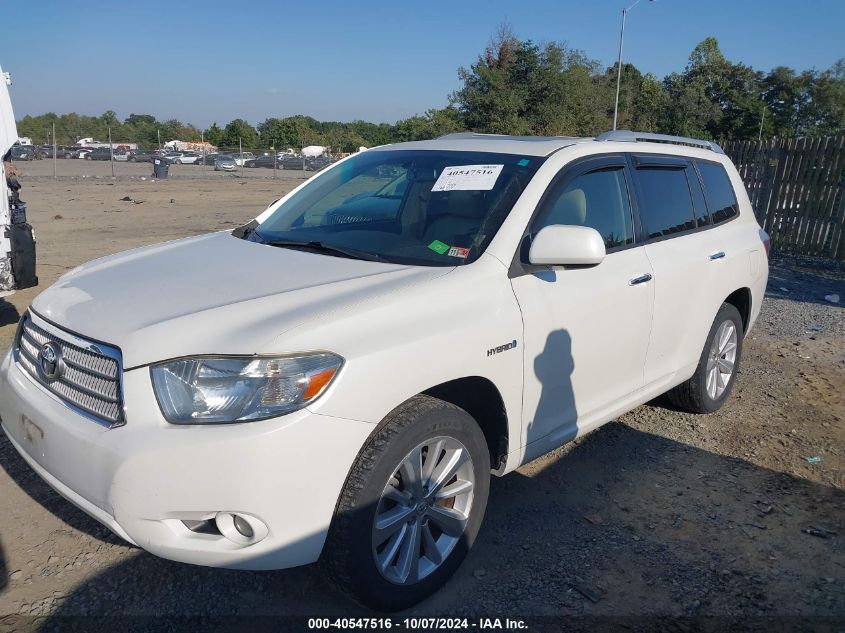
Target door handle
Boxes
[629,273,653,286]
[709,251,726,260]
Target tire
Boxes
[667,302,743,413]
[321,394,491,611]
[175,159,182,165]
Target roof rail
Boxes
[595,130,725,155]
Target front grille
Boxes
[15,313,124,426]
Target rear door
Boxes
[630,154,728,386]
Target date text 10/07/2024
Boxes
[307,617,528,630]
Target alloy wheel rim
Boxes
[371,435,475,585]
[706,320,738,400]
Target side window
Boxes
[636,167,696,239]
[533,167,634,249]
[697,161,739,223]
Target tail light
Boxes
[759,229,771,257]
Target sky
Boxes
[4,0,844,128]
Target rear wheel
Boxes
[322,394,490,611]
[668,302,743,413]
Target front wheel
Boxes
[322,395,490,611]
[668,302,743,413]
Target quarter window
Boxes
[636,167,697,239]
[697,162,739,223]
[534,167,634,249]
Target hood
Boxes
[32,232,451,368]
[0,66,17,156]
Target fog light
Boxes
[233,514,254,538]
[214,511,268,546]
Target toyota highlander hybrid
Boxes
[0,129,769,610]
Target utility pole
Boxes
[108,126,114,178]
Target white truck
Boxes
[0,64,37,298]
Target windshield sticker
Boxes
[431,164,504,192]
[517,159,530,167]
[428,240,450,255]
[447,246,470,259]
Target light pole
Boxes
[613,0,653,131]
[759,98,785,141]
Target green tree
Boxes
[630,73,669,132]
[806,59,845,136]
[203,122,223,146]
[220,118,257,149]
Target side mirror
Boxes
[528,225,606,266]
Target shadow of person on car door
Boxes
[530,328,578,447]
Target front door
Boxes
[510,157,654,454]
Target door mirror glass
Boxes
[528,225,606,266]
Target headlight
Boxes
[150,353,343,424]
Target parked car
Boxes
[232,151,255,166]
[244,155,280,169]
[169,151,200,165]
[71,147,95,159]
[87,147,113,161]
[10,145,41,161]
[278,154,307,170]
[195,153,218,166]
[52,146,76,158]
[307,156,333,172]
[112,149,131,162]
[128,149,156,163]
[0,130,769,611]
[213,154,236,171]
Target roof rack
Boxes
[595,130,725,155]
[436,132,578,142]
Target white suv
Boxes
[0,131,769,610]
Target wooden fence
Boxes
[721,136,845,260]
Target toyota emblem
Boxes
[38,342,63,381]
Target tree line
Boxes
[15,33,844,151]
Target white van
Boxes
[0,130,769,610]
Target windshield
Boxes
[251,149,543,266]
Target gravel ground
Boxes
[0,163,843,631]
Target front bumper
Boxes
[0,350,373,570]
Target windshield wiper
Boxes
[261,239,383,262]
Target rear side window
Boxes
[697,162,739,223]
[533,167,634,249]
[636,167,696,239]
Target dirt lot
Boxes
[0,160,843,630]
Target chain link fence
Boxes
[10,141,342,180]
